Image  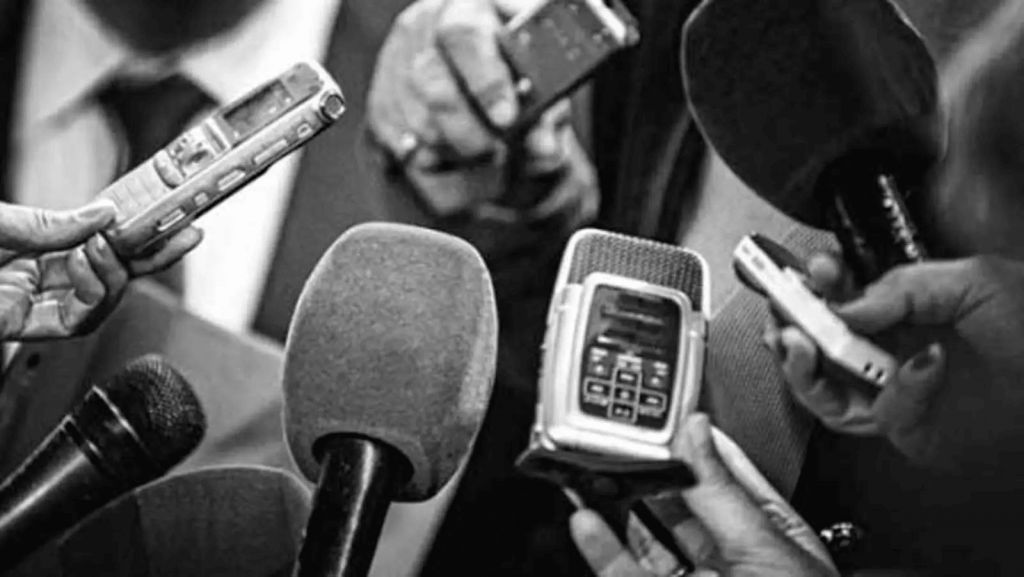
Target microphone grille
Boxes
[565,229,708,311]
[102,355,206,469]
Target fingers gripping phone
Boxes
[498,0,639,131]
[99,62,345,258]
[733,234,898,388]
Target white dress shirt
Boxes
[12,0,342,333]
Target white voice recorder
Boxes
[733,234,897,388]
[531,229,709,461]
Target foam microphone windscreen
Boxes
[10,467,311,577]
[283,222,497,502]
[682,0,939,225]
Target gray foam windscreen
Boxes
[12,467,311,577]
[283,222,497,501]
[564,229,708,312]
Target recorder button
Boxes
[217,169,246,191]
[610,403,636,422]
[614,388,636,403]
[253,139,289,165]
[193,191,211,207]
[156,208,186,232]
[614,369,639,387]
[584,380,611,398]
[639,392,666,410]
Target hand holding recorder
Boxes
[367,0,631,222]
[570,414,838,577]
[0,199,128,340]
[768,253,1024,473]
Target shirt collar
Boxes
[19,0,342,135]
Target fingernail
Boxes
[684,413,711,457]
[77,199,116,223]
[488,99,516,127]
[910,343,942,371]
[93,234,111,256]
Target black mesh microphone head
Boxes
[682,0,940,226]
[81,355,206,478]
[283,223,497,502]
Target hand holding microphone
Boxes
[570,415,838,577]
[0,199,199,340]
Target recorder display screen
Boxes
[224,81,295,140]
[578,285,681,430]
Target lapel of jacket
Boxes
[252,0,412,341]
[0,0,31,204]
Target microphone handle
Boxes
[820,156,929,282]
[0,421,118,570]
[294,435,404,577]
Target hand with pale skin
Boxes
[766,253,1024,473]
[367,0,597,225]
[569,414,838,577]
[0,199,202,340]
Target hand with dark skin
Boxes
[0,199,202,339]
[570,415,838,577]
[767,253,1024,474]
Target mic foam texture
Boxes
[284,223,497,501]
[101,355,206,470]
[565,229,708,312]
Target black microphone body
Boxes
[285,223,497,577]
[295,437,404,577]
[683,0,940,282]
[0,356,205,570]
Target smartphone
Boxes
[99,61,345,257]
[733,234,897,387]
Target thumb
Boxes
[875,343,946,444]
[679,415,779,553]
[0,200,116,254]
[835,261,975,334]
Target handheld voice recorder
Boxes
[531,229,709,462]
[733,234,898,388]
[99,61,345,257]
[498,0,639,131]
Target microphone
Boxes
[10,466,311,577]
[682,0,941,281]
[284,222,497,577]
[0,355,206,569]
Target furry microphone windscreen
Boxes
[11,467,311,577]
[283,222,497,502]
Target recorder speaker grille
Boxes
[567,229,705,311]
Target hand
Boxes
[0,200,202,340]
[367,0,597,225]
[570,414,838,577]
[768,253,1024,472]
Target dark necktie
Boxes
[98,74,214,294]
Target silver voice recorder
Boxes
[733,234,897,388]
[531,229,709,461]
[99,61,345,257]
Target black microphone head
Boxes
[96,355,206,470]
[682,0,940,226]
[283,222,497,502]
[11,467,311,577]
